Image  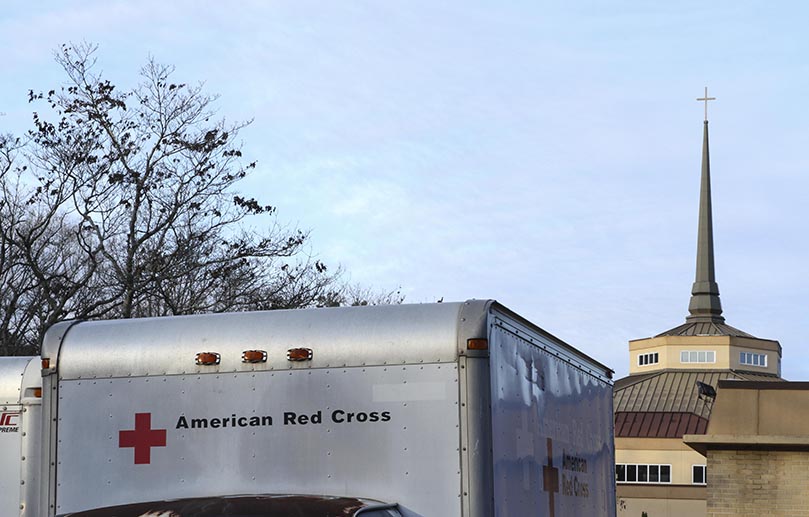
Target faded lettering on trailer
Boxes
[489,319,614,516]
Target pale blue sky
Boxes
[2,1,808,379]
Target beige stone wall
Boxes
[705,386,809,436]
[627,335,781,376]
[707,449,809,517]
[628,336,731,374]
[617,496,706,517]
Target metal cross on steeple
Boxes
[696,87,716,122]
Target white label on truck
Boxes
[372,381,448,402]
[55,364,462,516]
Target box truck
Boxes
[30,299,615,516]
[0,356,42,517]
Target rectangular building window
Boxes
[680,350,716,364]
[692,465,707,485]
[616,464,671,484]
[638,464,648,482]
[740,352,767,367]
[638,352,659,367]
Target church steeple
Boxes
[634,89,778,381]
[686,92,724,323]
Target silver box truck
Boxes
[36,299,615,516]
[0,357,42,517]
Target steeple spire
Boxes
[656,90,762,338]
[686,108,724,323]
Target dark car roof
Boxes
[61,494,381,517]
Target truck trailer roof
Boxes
[43,299,611,382]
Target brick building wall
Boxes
[707,450,809,517]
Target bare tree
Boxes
[0,43,367,354]
[0,135,40,354]
[331,283,405,307]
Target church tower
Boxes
[613,90,783,517]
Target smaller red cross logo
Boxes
[543,437,559,517]
[119,413,166,465]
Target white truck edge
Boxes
[0,356,42,517]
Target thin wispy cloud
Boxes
[2,1,807,378]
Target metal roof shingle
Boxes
[614,369,782,418]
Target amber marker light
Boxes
[33,388,42,398]
[467,338,489,350]
[41,358,50,369]
[287,348,313,361]
[242,350,268,363]
[195,352,221,366]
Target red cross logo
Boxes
[119,413,166,465]
[543,437,559,517]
